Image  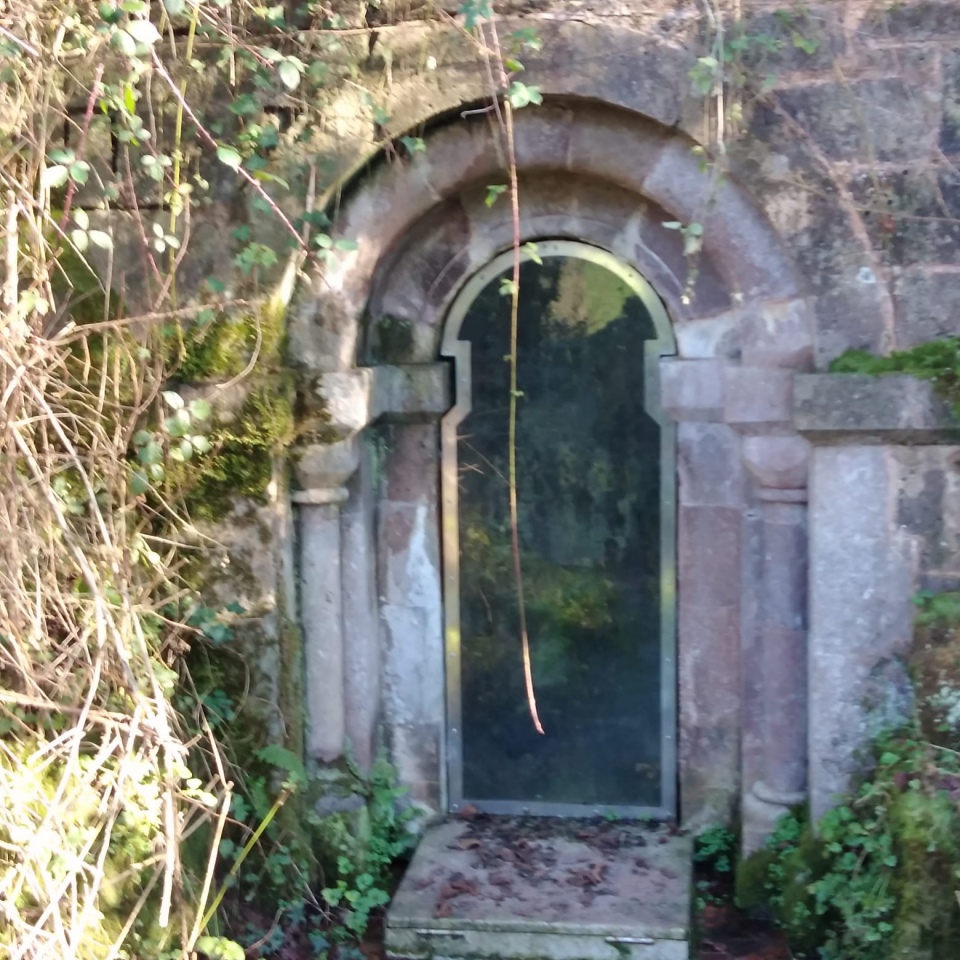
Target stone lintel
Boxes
[373,363,451,423]
[794,373,960,444]
[312,364,451,439]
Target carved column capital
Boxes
[294,437,361,495]
[742,434,811,492]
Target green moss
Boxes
[176,303,286,382]
[185,381,295,521]
[830,337,960,419]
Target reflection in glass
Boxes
[457,256,663,808]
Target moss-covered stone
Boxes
[185,382,296,521]
[176,303,286,382]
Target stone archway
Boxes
[291,97,814,847]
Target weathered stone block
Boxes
[660,359,725,421]
[794,374,960,443]
[724,367,794,430]
[861,0,960,40]
[891,268,960,348]
[777,78,939,163]
[741,299,814,370]
[808,446,914,819]
[678,504,742,826]
[896,446,960,573]
[374,364,450,421]
[677,422,745,507]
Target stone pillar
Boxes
[742,435,810,851]
[341,446,381,772]
[293,439,360,764]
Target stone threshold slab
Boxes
[386,817,692,960]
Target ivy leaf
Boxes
[195,937,245,960]
[277,57,303,91]
[70,229,89,252]
[69,161,90,185]
[74,209,89,230]
[188,397,211,420]
[259,46,284,63]
[166,408,192,437]
[163,0,186,14]
[98,2,121,23]
[216,145,242,169]
[130,470,150,495]
[459,0,492,28]
[89,230,112,249]
[125,19,161,46]
[42,164,69,189]
[111,27,137,57]
[400,135,426,155]
[192,435,212,454]
[140,440,163,465]
[162,390,184,410]
[485,184,507,207]
[506,81,542,109]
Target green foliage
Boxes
[830,337,960,419]
[184,384,295,520]
[695,825,737,874]
[739,602,960,959]
[318,754,416,939]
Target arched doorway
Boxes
[440,241,677,818]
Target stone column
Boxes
[293,439,360,764]
[742,435,810,851]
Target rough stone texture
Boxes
[896,446,960,583]
[341,444,382,771]
[378,423,445,809]
[808,447,915,819]
[120,0,960,849]
[723,367,794,431]
[678,505,742,827]
[660,359,725,422]
[795,374,960,443]
[300,502,347,762]
[891,269,960,348]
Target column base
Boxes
[742,784,805,855]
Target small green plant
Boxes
[319,754,416,940]
[695,825,737,874]
[830,336,960,420]
[738,596,960,959]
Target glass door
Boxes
[441,242,676,818]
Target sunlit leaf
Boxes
[42,164,69,189]
[277,57,303,91]
[216,145,242,169]
[125,20,161,46]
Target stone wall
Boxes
[62,0,960,843]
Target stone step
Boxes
[386,818,693,960]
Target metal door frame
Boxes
[440,240,677,819]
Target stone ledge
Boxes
[794,374,960,444]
